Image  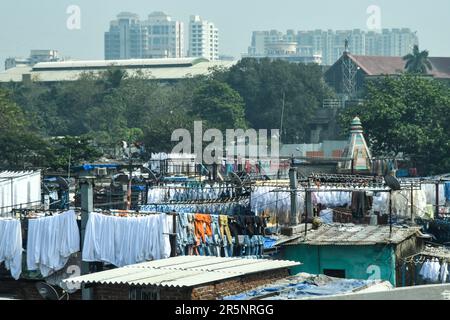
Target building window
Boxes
[323,269,346,279]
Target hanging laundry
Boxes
[431,258,441,282]
[175,212,265,259]
[141,199,250,216]
[391,189,428,219]
[82,212,172,267]
[372,192,390,214]
[421,184,446,207]
[445,183,450,202]
[440,261,449,284]
[251,186,304,225]
[0,218,23,280]
[147,183,237,204]
[26,210,80,277]
[419,259,433,281]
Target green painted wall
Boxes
[282,244,397,286]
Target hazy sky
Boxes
[1,0,450,70]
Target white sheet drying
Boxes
[82,212,172,267]
[0,218,23,280]
[26,210,80,277]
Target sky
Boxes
[1,0,450,70]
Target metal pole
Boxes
[289,168,298,226]
[410,183,414,224]
[280,91,285,144]
[80,176,94,300]
[389,190,392,236]
[127,143,132,210]
[435,182,439,219]
[67,148,72,180]
[170,213,177,257]
[304,180,313,236]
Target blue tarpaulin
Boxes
[73,164,121,172]
[222,277,373,300]
[263,237,278,249]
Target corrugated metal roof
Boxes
[63,256,300,288]
[285,224,420,246]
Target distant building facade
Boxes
[188,15,219,61]
[105,12,146,60]
[5,50,62,70]
[246,30,322,64]
[145,12,184,59]
[105,12,184,60]
[248,28,419,65]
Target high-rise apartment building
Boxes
[188,15,219,61]
[248,28,419,65]
[144,11,184,58]
[105,12,184,60]
[105,12,147,60]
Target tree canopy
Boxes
[340,74,450,175]
[2,59,331,167]
[0,88,50,169]
[214,58,335,143]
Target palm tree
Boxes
[103,67,128,90]
[403,45,433,74]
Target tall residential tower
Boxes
[188,15,219,61]
[105,12,146,60]
[105,12,185,60]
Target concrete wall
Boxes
[282,244,397,286]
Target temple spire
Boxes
[342,117,372,172]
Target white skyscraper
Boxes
[145,11,184,58]
[105,11,184,60]
[189,15,219,61]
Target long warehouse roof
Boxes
[0,58,237,83]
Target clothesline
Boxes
[146,197,250,206]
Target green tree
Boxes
[46,135,103,171]
[215,58,334,143]
[0,88,51,169]
[340,74,450,175]
[191,79,247,131]
[403,45,433,74]
[101,67,129,91]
